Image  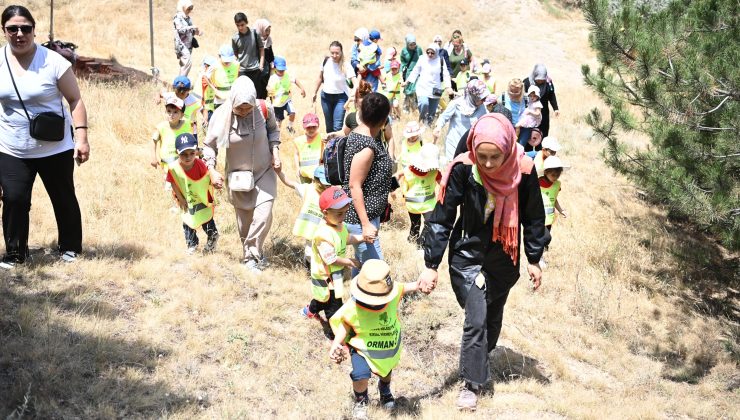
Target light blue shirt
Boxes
[436,98,488,160]
[504,93,526,126]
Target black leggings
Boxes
[309,290,343,319]
[0,149,82,262]
[408,212,430,245]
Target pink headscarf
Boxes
[255,19,272,49]
[438,113,533,262]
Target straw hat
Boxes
[350,259,398,305]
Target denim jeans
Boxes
[183,219,217,248]
[417,96,441,126]
[346,217,382,277]
[320,91,349,132]
[518,126,533,147]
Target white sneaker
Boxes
[243,258,262,273]
[0,260,16,270]
[60,251,78,263]
[186,246,198,255]
[352,400,368,420]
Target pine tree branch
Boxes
[697,126,737,132]
[710,153,740,159]
[697,96,733,116]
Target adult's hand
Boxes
[554,110,560,117]
[417,267,438,294]
[361,222,378,243]
[73,138,90,165]
[312,93,317,103]
[528,262,543,291]
[210,169,224,189]
[272,154,282,171]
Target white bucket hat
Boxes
[541,136,560,152]
[411,144,440,172]
[526,85,540,97]
[403,121,425,138]
[543,156,570,171]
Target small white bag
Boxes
[228,170,255,192]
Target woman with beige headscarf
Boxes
[255,19,274,100]
[173,0,202,76]
[203,76,282,272]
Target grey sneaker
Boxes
[352,400,368,420]
[0,260,16,270]
[456,386,478,411]
[380,392,396,410]
[204,233,219,253]
[186,246,198,255]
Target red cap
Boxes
[390,60,401,69]
[319,186,352,211]
[302,113,320,128]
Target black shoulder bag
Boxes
[5,47,66,142]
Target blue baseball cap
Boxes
[173,76,192,90]
[313,166,330,186]
[273,56,287,71]
[219,44,235,62]
[369,29,381,40]
[175,133,198,154]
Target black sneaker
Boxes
[204,232,220,253]
[380,392,396,410]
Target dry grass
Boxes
[1,0,738,418]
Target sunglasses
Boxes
[4,25,33,35]
[175,87,190,93]
[426,51,435,55]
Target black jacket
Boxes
[423,161,548,273]
[523,78,558,113]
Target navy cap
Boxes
[175,133,198,154]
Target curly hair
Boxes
[355,80,373,103]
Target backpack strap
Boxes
[258,99,268,120]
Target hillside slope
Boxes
[1,0,737,418]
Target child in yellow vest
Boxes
[210,45,239,109]
[329,259,425,416]
[476,61,497,96]
[397,144,441,246]
[151,96,192,172]
[302,187,363,325]
[267,56,306,134]
[276,165,331,269]
[381,60,402,120]
[292,113,324,184]
[539,156,569,266]
[166,133,222,254]
[395,121,424,169]
[454,59,472,96]
[172,76,201,137]
[199,55,217,124]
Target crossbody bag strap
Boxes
[4,47,31,121]
[439,56,444,85]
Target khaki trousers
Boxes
[235,200,273,261]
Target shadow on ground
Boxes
[0,279,197,418]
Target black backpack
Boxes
[323,135,349,185]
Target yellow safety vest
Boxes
[398,139,422,169]
[201,73,215,111]
[533,151,545,176]
[292,185,323,240]
[329,284,405,378]
[183,94,202,123]
[382,71,402,101]
[540,179,560,226]
[157,118,192,168]
[484,75,496,94]
[293,134,324,179]
[310,221,348,302]
[269,72,292,107]
[403,168,438,214]
[454,70,471,93]
[212,63,238,104]
[168,162,215,229]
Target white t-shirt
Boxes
[0,44,74,158]
[407,56,450,98]
[320,58,353,96]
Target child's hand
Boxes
[329,342,348,364]
[559,209,568,218]
[150,159,159,168]
[348,258,361,269]
[301,89,306,98]
[210,169,224,189]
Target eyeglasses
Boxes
[4,25,33,35]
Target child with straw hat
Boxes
[329,259,425,417]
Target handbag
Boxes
[5,47,66,142]
[191,37,199,49]
[380,202,393,223]
[431,56,446,97]
[228,170,254,192]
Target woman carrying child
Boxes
[417,114,548,411]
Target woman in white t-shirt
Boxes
[0,5,90,268]
[311,41,357,132]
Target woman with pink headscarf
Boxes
[417,113,548,411]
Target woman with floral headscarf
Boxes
[203,76,281,272]
[433,79,490,162]
[172,0,202,76]
[255,19,273,100]
[417,114,548,410]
